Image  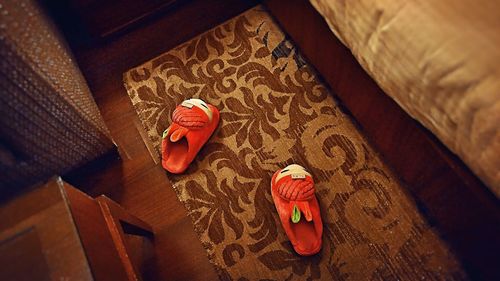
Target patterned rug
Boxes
[123,6,465,281]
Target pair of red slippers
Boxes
[161,99,323,256]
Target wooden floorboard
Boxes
[61,0,260,280]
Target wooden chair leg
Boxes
[96,195,154,281]
[97,196,154,237]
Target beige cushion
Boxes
[311,0,500,196]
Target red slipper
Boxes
[161,98,220,174]
[271,164,323,256]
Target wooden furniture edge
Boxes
[96,195,154,280]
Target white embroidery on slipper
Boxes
[276,164,312,182]
[181,98,213,122]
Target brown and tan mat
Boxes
[123,6,465,281]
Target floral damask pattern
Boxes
[124,6,465,280]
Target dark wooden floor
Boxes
[59,0,259,280]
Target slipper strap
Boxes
[276,179,315,201]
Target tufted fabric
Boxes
[0,0,113,191]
